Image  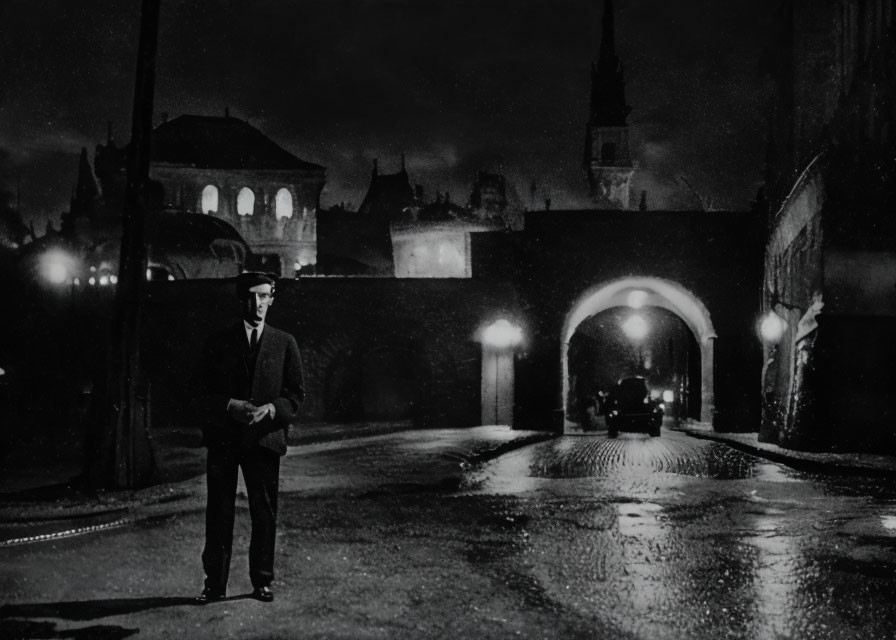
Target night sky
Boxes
[1,0,776,229]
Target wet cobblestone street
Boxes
[4,428,896,639]
[462,429,896,639]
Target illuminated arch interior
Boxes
[561,276,717,427]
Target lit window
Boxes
[237,187,255,216]
[275,188,293,220]
[201,185,218,214]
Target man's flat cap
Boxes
[236,271,277,297]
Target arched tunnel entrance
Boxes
[561,277,716,431]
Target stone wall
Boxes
[141,278,522,432]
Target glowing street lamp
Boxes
[45,261,69,285]
[40,250,76,285]
[481,319,523,426]
[621,314,649,341]
[483,319,523,350]
[759,311,787,344]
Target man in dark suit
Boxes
[195,272,303,604]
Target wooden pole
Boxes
[106,0,161,488]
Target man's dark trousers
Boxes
[196,322,303,596]
[202,444,280,592]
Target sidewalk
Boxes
[676,420,896,476]
[0,423,554,545]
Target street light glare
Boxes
[621,314,649,340]
[483,319,523,349]
[41,251,73,284]
[46,262,69,284]
[760,311,787,343]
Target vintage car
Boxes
[606,376,663,438]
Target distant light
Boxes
[90,266,97,272]
[110,275,118,284]
[621,314,648,340]
[760,311,787,344]
[40,250,74,285]
[99,275,110,286]
[88,277,96,286]
[146,268,152,280]
[167,274,175,281]
[46,262,68,284]
[662,389,675,403]
[483,319,523,349]
[627,290,648,309]
[73,278,80,286]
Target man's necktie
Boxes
[250,328,258,350]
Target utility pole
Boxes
[101,0,161,488]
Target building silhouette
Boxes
[760,0,896,452]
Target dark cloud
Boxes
[2,0,775,223]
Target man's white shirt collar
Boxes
[244,321,265,343]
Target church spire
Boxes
[598,0,616,72]
[589,0,630,127]
[583,0,635,209]
[63,147,100,235]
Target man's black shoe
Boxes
[196,587,226,604]
[252,586,274,602]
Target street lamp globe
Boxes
[46,262,68,285]
[40,250,75,285]
[621,314,649,341]
[759,311,787,344]
[483,319,523,349]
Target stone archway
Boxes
[561,277,717,428]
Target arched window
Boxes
[275,188,293,220]
[201,185,219,214]
[237,187,255,216]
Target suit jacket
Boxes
[196,322,304,456]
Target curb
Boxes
[679,428,896,477]
[464,432,558,467]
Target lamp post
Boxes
[481,319,523,426]
[97,0,160,489]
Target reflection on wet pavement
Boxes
[460,430,896,639]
